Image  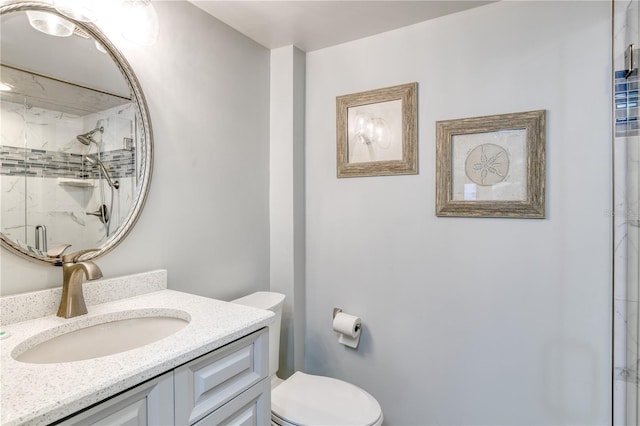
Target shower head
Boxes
[77,126,104,146]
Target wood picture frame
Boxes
[336,82,418,178]
[435,110,546,218]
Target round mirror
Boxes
[0,2,153,264]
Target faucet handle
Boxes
[47,244,72,259]
[45,245,101,266]
[61,248,101,263]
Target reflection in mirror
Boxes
[0,3,152,265]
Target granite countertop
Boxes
[0,271,274,426]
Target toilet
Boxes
[232,292,383,426]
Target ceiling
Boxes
[188,1,495,52]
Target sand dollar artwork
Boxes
[465,143,509,186]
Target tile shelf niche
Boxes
[57,178,96,188]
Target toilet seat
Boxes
[271,372,383,426]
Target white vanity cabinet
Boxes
[56,373,174,425]
[56,328,269,426]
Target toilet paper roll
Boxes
[333,312,361,338]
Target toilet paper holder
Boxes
[333,307,361,332]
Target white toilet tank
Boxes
[231,291,285,378]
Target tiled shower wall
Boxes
[614,0,640,424]
[0,99,137,252]
[0,146,134,180]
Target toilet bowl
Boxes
[232,292,383,426]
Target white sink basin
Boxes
[13,310,190,364]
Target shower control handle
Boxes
[87,204,109,224]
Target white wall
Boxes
[270,46,306,378]
[1,1,271,300]
[305,2,612,424]
[0,1,614,423]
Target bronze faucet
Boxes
[48,245,103,318]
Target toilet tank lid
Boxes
[231,291,285,311]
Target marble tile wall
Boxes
[614,0,640,424]
[0,99,137,253]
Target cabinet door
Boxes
[56,372,174,426]
[194,378,270,426]
[175,328,268,425]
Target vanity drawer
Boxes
[175,328,268,425]
[194,378,270,426]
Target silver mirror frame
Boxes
[0,1,154,265]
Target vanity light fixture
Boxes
[24,1,160,47]
[26,10,75,37]
[121,0,159,46]
[53,0,101,23]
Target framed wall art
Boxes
[336,82,418,178]
[435,110,546,218]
